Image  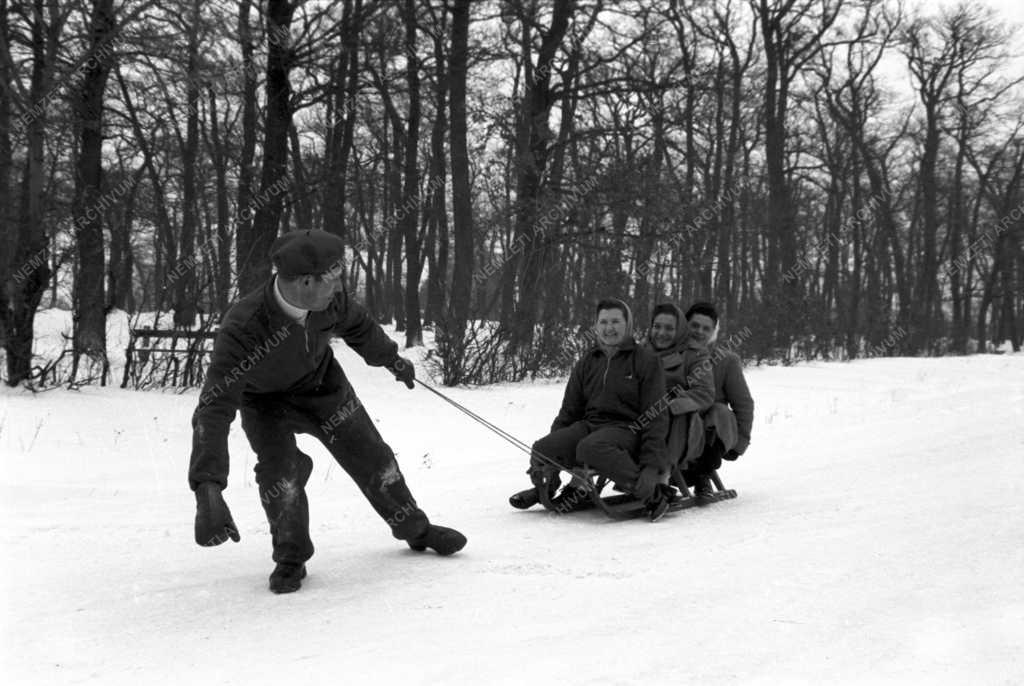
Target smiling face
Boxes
[596,307,628,347]
[278,272,343,311]
[650,312,679,351]
[687,313,716,347]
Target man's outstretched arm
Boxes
[188,325,251,490]
[332,290,400,367]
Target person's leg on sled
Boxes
[574,423,677,520]
[680,427,729,503]
[511,421,591,510]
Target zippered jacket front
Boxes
[551,337,669,471]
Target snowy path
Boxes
[2,350,1022,685]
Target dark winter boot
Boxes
[510,475,560,509]
[408,525,467,556]
[511,467,561,509]
[509,487,541,510]
[269,562,307,594]
[692,474,714,504]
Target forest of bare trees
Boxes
[2,0,1022,387]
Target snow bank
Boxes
[2,335,1022,685]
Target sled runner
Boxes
[516,466,737,521]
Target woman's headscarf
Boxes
[648,302,687,354]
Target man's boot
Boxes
[408,524,467,556]
[509,487,542,509]
[510,467,560,509]
[269,562,307,594]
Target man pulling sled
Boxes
[189,230,465,594]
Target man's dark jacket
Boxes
[188,279,398,490]
[551,337,669,471]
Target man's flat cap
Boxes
[270,229,345,277]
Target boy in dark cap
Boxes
[190,229,466,594]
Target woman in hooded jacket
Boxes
[644,303,715,482]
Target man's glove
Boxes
[194,482,240,546]
[727,437,749,461]
[632,465,662,502]
[387,356,415,389]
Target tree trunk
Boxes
[324,0,361,240]
[445,0,473,379]
[206,85,231,313]
[244,0,295,295]
[510,0,574,349]
[107,169,140,311]
[401,0,423,348]
[0,0,17,381]
[386,113,404,328]
[4,4,47,385]
[71,0,116,380]
[174,0,201,328]
[234,0,260,295]
[424,17,448,328]
[914,105,942,353]
[288,122,313,232]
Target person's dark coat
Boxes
[551,337,669,471]
[189,278,399,490]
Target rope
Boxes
[413,378,573,474]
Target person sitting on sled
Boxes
[682,301,754,497]
[510,298,672,518]
[644,303,715,496]
[189,229,466,594]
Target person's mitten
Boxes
[726,438,749,461]
[387,356,415,389]
[194,482,240,546]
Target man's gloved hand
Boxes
[632,465,662,502]
[529,460,560,489]
[194,482,240,546]
[387,356,415,389]
[727,437,749,461]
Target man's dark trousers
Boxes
[529,420,642,485]
[240,384,427,565]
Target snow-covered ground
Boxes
[2,332,1022,685]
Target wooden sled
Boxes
[533,465,737,520]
